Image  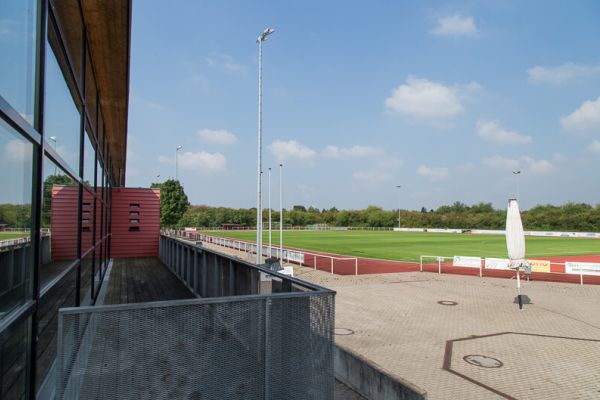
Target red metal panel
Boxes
[110,188,160,258]
[50,186,79,260]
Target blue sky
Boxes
[125,0,600,210]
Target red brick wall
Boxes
[110,188,160,258]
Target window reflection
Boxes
[0,119,33,321]
[44,27,81,170]
[40,157,79,288]
[0,0,37,124]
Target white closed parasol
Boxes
[506,199,530,309]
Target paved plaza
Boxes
[295,266,600,400]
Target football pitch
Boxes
[0,232,28,241]
[203,230,600,262]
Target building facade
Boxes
[0,0,131,398]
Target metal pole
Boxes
[268,167,272,258]
[279,163,283,263]
[396,185,401,229]
[438,257,441,274]
[256,39,263,264]
[331,257,333,275]
[355,258,358,276]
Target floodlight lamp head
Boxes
[49,136,57,141]
[176,145,183,150]
[513,170,521,175]
[257,28,275,43]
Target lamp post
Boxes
[395,185,402,229]
[513,170,521,200]
[49,136,57,174]
[256,27,275,264]
[279,163,283,263]
[268,167,272,258]
[175,145,183,181]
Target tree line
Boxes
[176,201,600,232]
[3,177,599,232]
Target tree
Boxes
[43,174,76,227]
[157,179,189,227]
[421,207,427,213]
[292,205,307,212]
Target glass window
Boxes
[36,267,77,391]
[44,27,81,170]
[0,0,37,124]
[0,316,31,399]
[0,119,33,321]
[83,129,95,187]
[40,157,79,289]
[37,157,79,389]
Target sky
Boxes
[125,0,600,211]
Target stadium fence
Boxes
[420,254,599,285]
[169,230,360,275]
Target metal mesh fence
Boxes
[57,293,334,399]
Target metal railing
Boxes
[171,230,360,275]
[56,235,336,399]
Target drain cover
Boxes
[437,300,458,306]
[463,354,503,368]
[334,328,355,335]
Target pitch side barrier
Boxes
[420,255,600,285]
[169,230,360,275]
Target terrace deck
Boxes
[103,257,195,304]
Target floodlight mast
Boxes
[395,185,402,229]
[255,27,275,264]
[279,163,283,263]
[512,170,521,200]
[175,145,183,181]
[268,168,272,258]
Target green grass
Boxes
[202,230,600,262]
[0,232,29,240]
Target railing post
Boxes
[314,255,316,270]
[355,258,358,276]
[580,266,583,286]
[330,257,333,275]
[438,257,442,274]
[420,256,423,273]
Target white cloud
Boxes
[528,63,600,85]
[322,145,380,158]
[482,155,553,174]
[588,140,600,154]
[352,157,403,183]
[431,14,477,36]
[4,139,31,163]
[158,151,227,173]
[385,76,467,119]
[417,165,449,181]
[476,120,532,145]
[456,162,475,172]
[198,129,237,144]
[482,155,521,171]
[269,140,316,162]
[158,155,172,164]
[560,96,600,133]
[179,151,226,172]
[552,153,568,162]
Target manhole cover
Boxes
[463,354,503,368]
[335,328,355,335]
[437,300,458,306]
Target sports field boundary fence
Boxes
[419,254,600,285]
[169,230,360,276]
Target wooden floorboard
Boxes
[103,257,194,305]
